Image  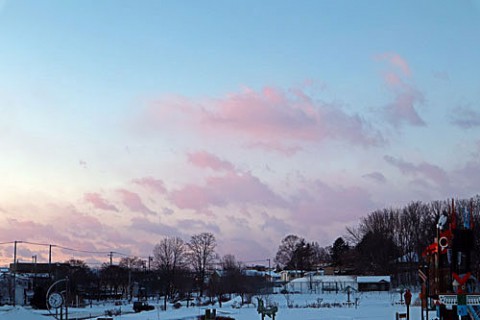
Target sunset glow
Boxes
[1,1,479,266]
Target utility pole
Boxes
[49,244,53,280]
[12,241,17,306]
[32,255,37,290]
[66,276,69,320]
[109,252,113,266]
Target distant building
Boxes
[0,271,33,305]
[357,276,391,292]
[287,275,357,294]
[285,275,391,294]
[0,263,70,306]
[280,270,304,282]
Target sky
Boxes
[0,0,480,266]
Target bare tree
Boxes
[120,256,146,271]
[221,254,241,271]
[220,254,244,299]
[153,237,186,272]
[187,232,217,296]
[153,237,186,309]
[311,242,331,265]
[274,234,303,269]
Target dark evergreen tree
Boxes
[356,231,399,274]
[330,237,349,270]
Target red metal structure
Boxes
[421,199,480,320]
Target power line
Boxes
[1,240,132,260]
[55,245,113,256]
[21,240,50,247]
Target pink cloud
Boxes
[0,214,104,263]
[176,219,221,234]
[51,206,106,239]
[384,155,449,187]
[378,53,425,127]
[130,217,183,236]
[454,148,480,193]
[260,214,291,235]
[378,52,411,76]
[169,171,286,211]
[84,192,118,212]
[245,141,301,156]
[132,177,167,194]
[385,85,425,127]
[204,87,382,147]
[188,151,235,171]
[143,86,384,154]
[117,189,156,215]
[220,237,271,262]
[290,179,376,225]
[0,203,160,265]
[0,218,70,244]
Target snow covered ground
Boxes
[0,292,438,320]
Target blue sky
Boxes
[0,0,479,265]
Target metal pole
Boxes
[32,255,37,290]
[426,262,430,320]
[421,300,423,320]
[49,245,52,280]
[13,241,18,306]
[65,277,69,320]
[128,260,132,302]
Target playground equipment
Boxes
[421,199,480,320]
[256,298,278,320]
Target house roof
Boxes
[357,276,391,283]
[290,275,356,283]
[280,270,303,274]
[243,269,280,278]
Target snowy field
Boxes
[0,292,437,320]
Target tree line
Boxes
[27,196,480,308]
[30,232,267,309]
[273,196,480,287]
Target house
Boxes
[285,275,391,293]
[357,276,391,292]
[279,270,303,282]
[287,275,357,294]
[0,271,33,305]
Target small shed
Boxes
[357,276,391,292]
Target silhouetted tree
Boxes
[286,239,315,271]
[153,236,186,310]
[100,264,128,298]
[356,231,399,274]
[275,235,303,269]
[330,237,350,272]
[187,232,217,296]
[65,259,95,302]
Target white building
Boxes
[287,275,357,294]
